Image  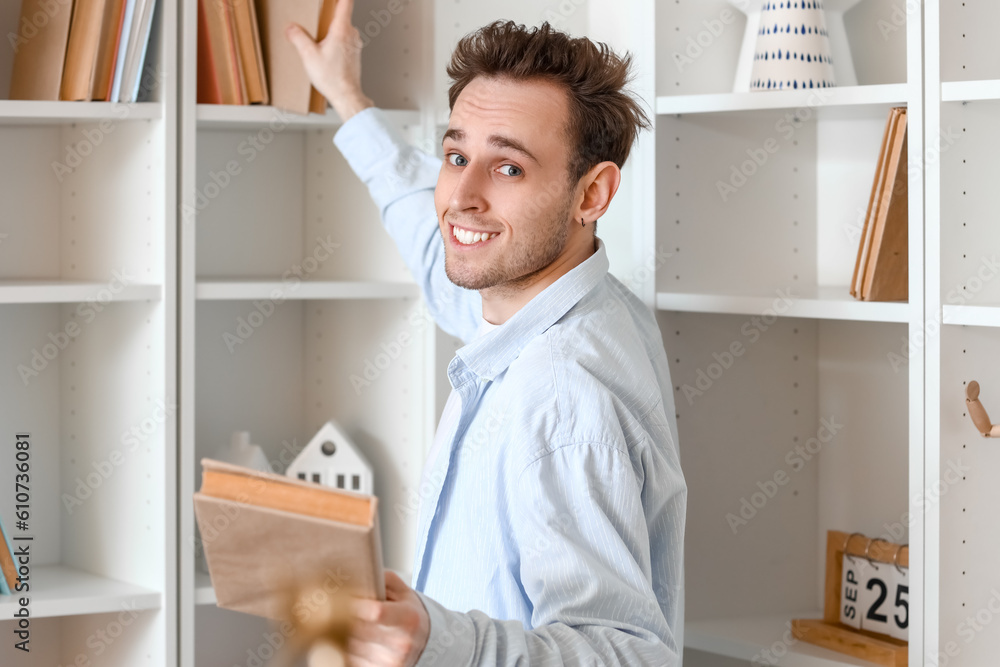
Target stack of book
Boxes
[198,0,336,115]
[851,107,908,302]
[9,0,159,102]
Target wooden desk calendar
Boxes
[791,530,908,667]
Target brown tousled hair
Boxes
[446,20,651,187]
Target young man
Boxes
[288,3,686,665]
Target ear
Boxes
[575,161,621,224]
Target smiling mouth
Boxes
[451,223,499,246]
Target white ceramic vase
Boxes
[749,1,836,90]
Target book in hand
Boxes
[255,0,333,115]
[193,458,385,620]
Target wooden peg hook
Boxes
[966,381,1000,438]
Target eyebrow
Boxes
[442,128,540,165]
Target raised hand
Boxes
[286,0,375,121]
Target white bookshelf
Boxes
[0,0,177,664]
[0,0,970,664]
[927,3,1000,667]
[177,0,437,663]
[655,2,924,667]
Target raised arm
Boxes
[288,0,482,341]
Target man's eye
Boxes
[447,154,468,167]
[498,165,522,177]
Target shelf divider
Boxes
[686,612,890,667]
[656,83,912,115]
[941,79,1000,103]
[0,282,163,304]
[0,565,161,619]
[195,280,419,301]
[656,287,910,323]
[0,101,161,124]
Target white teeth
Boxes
[452,226,497,245]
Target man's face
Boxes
[435,76,579,293]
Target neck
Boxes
[480,236,597,325]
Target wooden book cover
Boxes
[197,0,222,104]
[9,0,76,100]
[308,0,337,114]
[61,0,109,101]
[198,0,246,104]
[231,0,269,104]
[91,0,128,100]
[193,458,385,620]
[256,0,325,115]
[862,110,908,302]
[851,108,898,299]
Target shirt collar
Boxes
[454,237,609,382]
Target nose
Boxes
[448,162,489,214]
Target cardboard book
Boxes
[193,458,385,620]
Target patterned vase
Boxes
[749,1,836,91]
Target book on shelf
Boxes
[92,0,129,100]
[232,0,269,105]
[0,514,19,596]
[193,458,385,620]
[9,0,75,101]
[197,0,333,113]
[851,106,908,302]
[256,0,331,114]
[61,0,109,101]
[8,0,157,102]
[116,0,158,102]
[198,0,247,104]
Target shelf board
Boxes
[0,100,161,124]
[194,571,217,606]
[656,286,909,323]
[0,281,162,304]
[196,279,419,301]
[196,105,420,130]
[0,565,161,619]
[686,612,889,667]
[656,83,910,115]
[941,79,1000,103]
[943,304,1000,328]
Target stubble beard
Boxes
[443,194,574,294]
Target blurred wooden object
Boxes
[966,381,1000,437]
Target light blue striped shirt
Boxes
[334,107,686,666]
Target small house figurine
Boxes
[286,421,374,495]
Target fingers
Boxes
[352,598,409,626]
[331,0,355,33]
[285,22,317,59]
[347,636,397,667]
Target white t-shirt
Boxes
[420,317,501,494]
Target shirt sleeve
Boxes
[413,442,681,667]
[332,107,482,342]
